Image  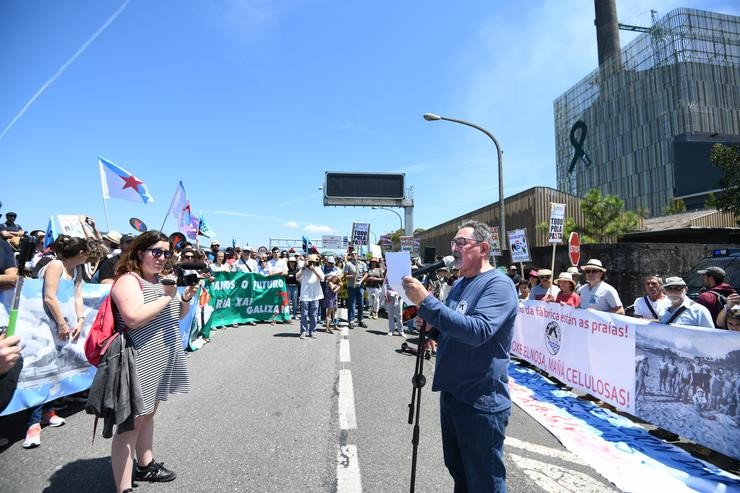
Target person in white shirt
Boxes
[632,275,671,321]
[659,277,714,328]
[267,247,288,276]
[297,254,325,338]
[578,259,624,314]
[232,246,258,273]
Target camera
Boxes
[175,271,200,286]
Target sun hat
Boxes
[102,230,122,244]
[567,266,579,275]
[537,269,553,277]
[581,259,607,272]
[327,256,335,263]
[555,272,576,288]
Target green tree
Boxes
[663,196,686,215]
[572,188,642,243]
[706,144,740,224]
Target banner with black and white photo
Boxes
[513,301,740,460]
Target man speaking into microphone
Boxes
[402,220,517,492]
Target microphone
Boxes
[411,256,455,278]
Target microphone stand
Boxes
[407,318,428,493]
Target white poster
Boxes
[507,229,530,262]
[351,222,370,246]
[548,203,566,244]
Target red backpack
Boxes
[84,275,141,367]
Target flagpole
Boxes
[102,197,111,232]
[160,184,179,232]
[98,159,112,231]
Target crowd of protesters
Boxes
[1,208,739,489]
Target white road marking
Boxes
[505,436,580,464]
[340,339,351,362]
[338,370,357,429]
[509,453,615,492]
[337,444,362,492]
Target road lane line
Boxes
[337,444,362,492]
[340,339,350,362]
[505,436,580,464]
[338,369,357,430]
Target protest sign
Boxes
[399,236,414,252]
[548,203,566,244]
[490,226,502,257]
[379,235,393,252]
[351,223,370,247]
[507,229,530,263]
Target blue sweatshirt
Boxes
[419,268,518,412]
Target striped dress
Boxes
[115,275,191,415]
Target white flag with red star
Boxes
[98,156,154,204]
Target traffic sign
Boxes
[568,232,581,266]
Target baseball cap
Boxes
[663,276,687,288]
[697,266,726,281]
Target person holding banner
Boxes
[401,220,518,492]
[659,277,714,328]
[109,231,197,492]
[578,259,624,314]
[551,272,580,307]
[23,236,91,448]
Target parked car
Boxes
[684,248,740,300]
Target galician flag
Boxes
[168,181,190,220]
[167,181,196,239]
[99,156,154,204]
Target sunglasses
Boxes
[583,269,601,274]
[538,276,551,280]
[183,254,195,259]
[147,248,173,259]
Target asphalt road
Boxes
[0,315,618,492]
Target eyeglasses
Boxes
[147,248,173,259]
[450,237,480,248]
[664,286,685,292]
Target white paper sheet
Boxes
[384,251,413,306]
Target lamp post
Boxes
[423,113,505,252]
[371,206,404,232]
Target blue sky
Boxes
[1,0,737,249]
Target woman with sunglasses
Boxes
[109,231,198,493]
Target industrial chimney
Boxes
[594,0,621,67]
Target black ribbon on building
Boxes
[568,120,592,174]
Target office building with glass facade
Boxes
[554,8,740,216]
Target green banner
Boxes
[205,272,290,328]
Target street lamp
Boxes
[423,113,505,252]
[371,206,404,232]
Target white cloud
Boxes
[304,224,334,234]
[284,221,299,228]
